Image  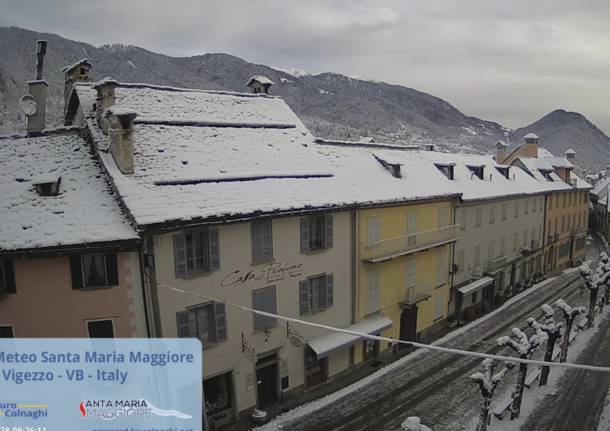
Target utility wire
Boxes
[160,282,610,374]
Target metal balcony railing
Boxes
[401,284,432,306]
[363,224,459,263]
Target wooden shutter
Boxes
[299,279,310,315]
[367,270,379,313]
[252,221,273,262]
[253,289,265,330]
[105,254,119,286]
[263,221,273,260]
[174,234,186,278]
[214,302,227,342]
[325,274,334,307]
[209,228,220,271]
[70,255,84,289]
[176,311,191,337]
[2,261,16,294]
[324,214,333,248]
[300,218,310,254]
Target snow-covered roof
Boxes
[566,148,576,155]
[524,132,539,140]
[0,132,138,252]
[78,82,464,227]
[592,176,610,198]
[246,75,274,86]
[62,58,92,74]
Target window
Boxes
[176,302,227,343]
[513,233,518,252]
[539,198,543,211]
[299,274,334,315]
[407,212,417,246]
[561,215,566,232]
[554,218,558,235]
[578,212,582,227]
[365,270,379,314]
[475,208,482,227]
[0,326,14,338]
[555,195,559,209]
[531,227,536,247]
[467,165,484,180]
[70,254,118,289]
[523,230,528,247]
[563,194,566,208]
[368,217,381,245]
[488,240,495,259]
[532,198,536,213]
[87,319,114,338]
[0,261,16,295]
[301,214,333,253]
[438,207,449,228]
[524,200,529,214]
[436,249,447,286]
[252,220,273,263]
[474,245,481,267]
[252,286,277,331]
[472,291,478,304]
[514,202,519,218]
[436,164,455,180]
[434,294,445,320]
[501,204,507,221]
[174,229,220,278]
[406,258,417,288]
[500,237,506,257]
[489,206,496,224]
[457,250,465,273]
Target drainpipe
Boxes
[138,241,153,337]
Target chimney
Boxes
[63,59,93,113]
[26,40,48,135]
[495,141,507,163]
[565,148,576,164]
[246,75,274,94]
[523,133,539,158]
[606,164,610,179]
[106,108,137,174]
[93,78,119,133]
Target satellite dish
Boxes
[19,94,37,117]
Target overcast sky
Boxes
[1,0,608,133]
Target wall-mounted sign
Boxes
[221,260,303,288]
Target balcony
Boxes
[400,284,432,306]
[571,226,586,238]
[363,224,459,263]
[486,256,506,274]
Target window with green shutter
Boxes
[251,220,273,263]
[252,286,277,330]
[174,228,220,278]
[175,302,227,344]
[300,214,333,253]
[298,274,334,315]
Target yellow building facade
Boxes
[354,198,458,363]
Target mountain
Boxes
[510,110,610,172]
[1,26,608,171]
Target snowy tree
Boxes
[579,257,609,328]
[554,299,586,363]
[497,327,546,419]
[470,359,513,431]
[527,303,563,386]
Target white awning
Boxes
[458,276,494,295]
[307,315,393,358]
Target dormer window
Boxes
[539,169,554,182]
[32,173,61,196]
[467,165,485,180]
[496,166,510,179]
[373,154,402,178]
[435,163,455,180]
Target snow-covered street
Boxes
[258,237,605,431]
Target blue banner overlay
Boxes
[0,338,202,430]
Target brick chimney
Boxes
[106,108,137,174]
[63,59,93,113]
[246,76,274,94]
[523,133,539,158]
[93,78,119,133]
[26,40,48,135]
[495,141,507,164]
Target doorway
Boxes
[256,353,279,408]
[399,306,417,347]
[304,346,327,387]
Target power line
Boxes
[160,282,610,374]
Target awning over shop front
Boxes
[457,276,494,295]
[307,315,393,359]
